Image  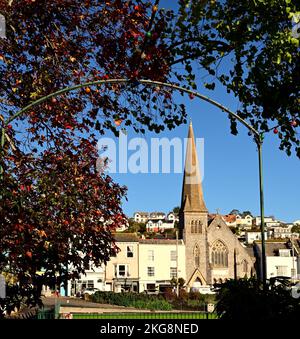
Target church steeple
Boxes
[180,121,207,213]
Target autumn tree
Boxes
[0,139,127,317]
[0,0,182,316]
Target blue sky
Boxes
[101,78,300,223]
[98,0,300,223]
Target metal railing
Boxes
[37,310,218,320]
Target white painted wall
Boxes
[266,256,298,279]
[138,241,186,292]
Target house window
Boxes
[170,250,177,261]
[147,267,155,277]
[80,280,94,289]
[276,266,288,276]
[127,246,134,258]
[148,250,154,261]
[146,283,156,292]
[87,280,94,289]
[170,267,177,279]
[116,264,129,278]
[194,245,200,267]
[211,240,228,267]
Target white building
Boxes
[236,214,253,229]
[146,219,175,232]
[167,212,179,222]
[133,212,149,223]
[254,241,299,280]
[149,212,166,220]
[133,211,167,223]
[68,264,106,296]
[255,216,281,228]
[246,230,268,245]
[138,239,186,293]
[269,224,294,239]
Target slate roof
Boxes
[255,241,289,256]
[113,233,139,242]
[181,122,207,213]
[139,239,184,245]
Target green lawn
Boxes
[71,312,218,319]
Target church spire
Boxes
[180,121,207,213]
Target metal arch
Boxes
[5,78,260,138]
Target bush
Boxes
[91,291,172,311]
[163,287,177,301]
[179,289,188,301]
[170,289,215,311]
[91,290,216,312]
[215,277,300,320]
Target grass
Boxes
[71,312,218,319]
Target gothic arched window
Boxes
[191,220,195,233]
[196,221,202,234]
[211,240,228,267]
[194,245,200,268]
[242,260,248,274]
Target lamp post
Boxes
[290,234,296,283]
[0,78,268,288]
[256,134,267,289]
[176,229,179,297]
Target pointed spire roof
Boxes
[181,121,207,213]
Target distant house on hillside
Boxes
[133,212,149,223]
[222,214,237,228]
[146,219,175,233]
[149,212,166,220]
[236,214,253,229]
[167,212,179,222]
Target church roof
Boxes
[180,121,207,213]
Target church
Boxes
[179,122,254,289]
[67,122,255,295]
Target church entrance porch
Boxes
[191,278,202,292]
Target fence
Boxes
[37,310,218,319]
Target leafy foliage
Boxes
[168,0,300,156]
[215,278,300,319]
[127,219,146,233]
[91,291,172,310]
[91,289,215,311]
[291,224,300,233]
[0,141,127,317]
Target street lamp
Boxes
[176,229,179,297]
